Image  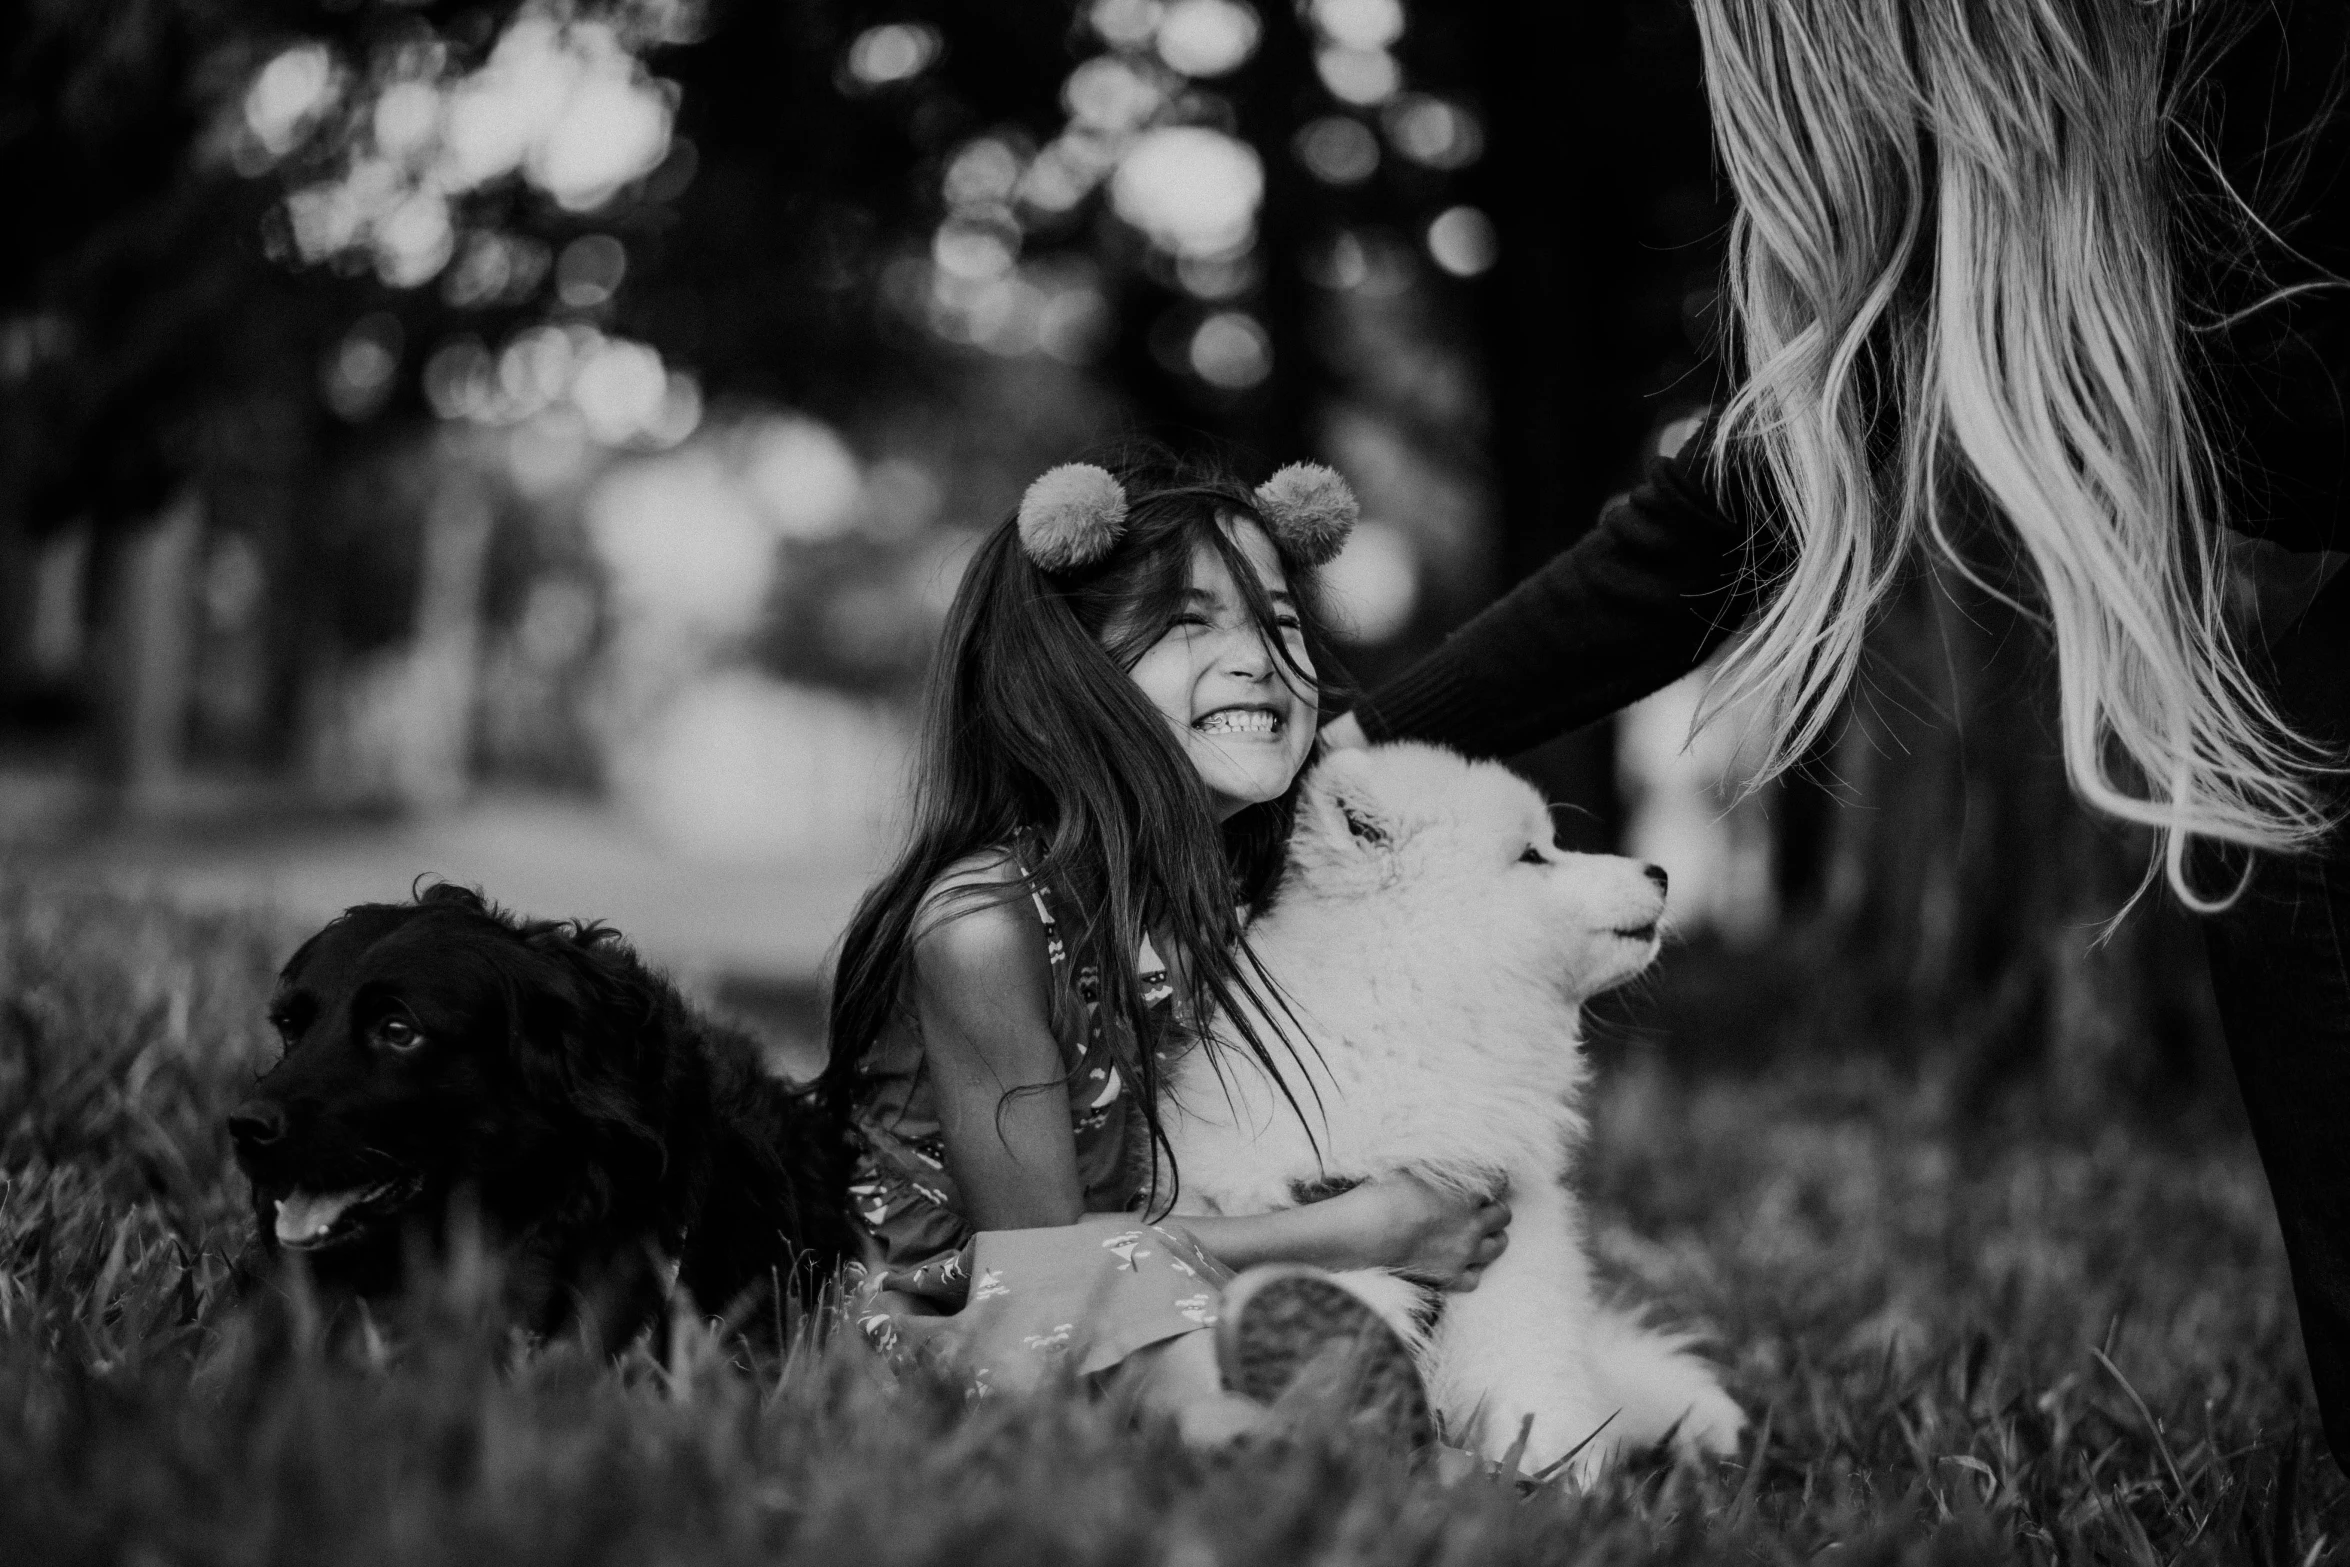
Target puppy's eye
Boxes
[1519,846,1547,865]
[371,1017,425,1053]
[267,997,313,1054]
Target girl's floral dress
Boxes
[841,837,1231,1392]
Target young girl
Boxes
[821,454,1511,1442]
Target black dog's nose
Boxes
[228,1100,287,1150]
[1644,864,1669,895]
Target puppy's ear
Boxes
[1306,749,1396,851]
[500,935,667,1216]
[1333,793,1391,848]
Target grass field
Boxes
[1,879,2342,1565]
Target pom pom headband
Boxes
[1016,461,1358,573]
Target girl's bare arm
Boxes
[910,866,1510,1285]
[1176,1176,1512,1290]
[909,876,1086,1231]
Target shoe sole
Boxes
[1215,1267,1436,1450]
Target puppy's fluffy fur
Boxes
[1164,743,1742,1478]
[230,885,853,1344]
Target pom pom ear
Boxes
[1018,463,1129,572]
[1253,462,1357,566]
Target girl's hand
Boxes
[1335,1171,1512,1291]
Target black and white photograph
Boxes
[3,0,2348,1559]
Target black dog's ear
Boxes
[500,930,671,1224]
[416,881,490,914]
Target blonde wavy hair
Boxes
[1693,0,2334,906]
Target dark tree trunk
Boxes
[1813,556,2223,1100]
[1463,0,1630,846]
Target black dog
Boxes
[229,885,853,1342]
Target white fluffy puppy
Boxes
[1162,742,1743,1479]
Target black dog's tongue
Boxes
[275,1186,381,1247]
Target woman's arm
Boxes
[1349,422,1779,759]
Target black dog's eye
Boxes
[1520,845,1548,865]
[267,996,314,1053]
[371,1016,426,1053]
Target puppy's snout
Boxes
[1643,864,1668,897]
[229,1099,288,1151]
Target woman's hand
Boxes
[1331,1171,1511,1291]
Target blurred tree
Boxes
[1445,0,1729,846]
[0,0,1703,816]
[0,1,361,807]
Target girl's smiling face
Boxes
[1123,517,1318,821]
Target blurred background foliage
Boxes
[0,0,2231,1099]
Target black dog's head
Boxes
[228,885,671,1286]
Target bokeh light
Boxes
[442,18,575,187]
[1036,279,1113,364]
[946,138,1024,209]
[1155,0,1261,77]
[863,457,944,540]
[423,337,497,420]
[1090,0,1166,49]
[1316,47,1401,106]
[1303,228,1415,295]
[1189,311,1271,389]
[1065,56,1168,134]
[1111,126,1263,259]
[1294,116,1380,185]
[1427,205,1499,277]
[613,672,908,863]
[262,11,679,293]
[532,67,673,212]
[372,80,441,161]
[1018,139,1105,214]
[933,219,1020,281]
[374,192,455,287]
[1176,252,1259,300]
[322,313,404,421]
[1319,518,1419,643]
[571,338,668,444]
[844,24,943,89]
[1382,94,1483,169]
[443,231,551,308]
[1304,231,1369,290]
[245,43,338,157]
[418,321,694,448]
[444,16,675,208]
[586,449,775,635]
[741,415,865,541]
[1312,0,1406,50]
[556,234,628,308]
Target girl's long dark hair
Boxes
[820,451,1344,1212]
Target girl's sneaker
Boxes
[1214,1265,1436,1451]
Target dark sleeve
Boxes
[1352,429,1781,760]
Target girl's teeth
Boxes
[1197,710,1278,735]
